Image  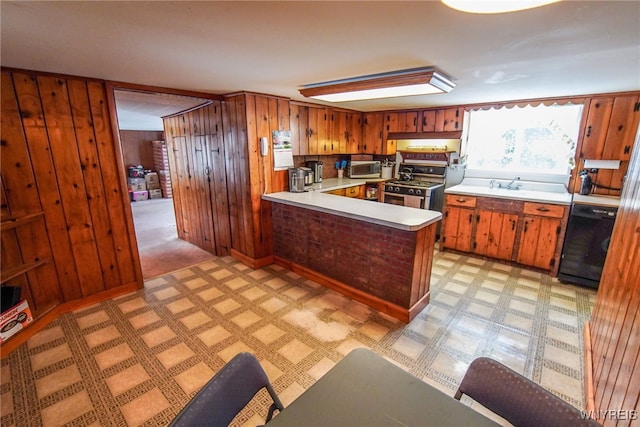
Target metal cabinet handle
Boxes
[456,198,467,203]
[536,207,550,212]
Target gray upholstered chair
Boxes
[454,357,601,427]
[169,352,284,427]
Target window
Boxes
[463,104,583,179]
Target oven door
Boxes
[383,192,426,209]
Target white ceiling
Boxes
[2,1,639,130]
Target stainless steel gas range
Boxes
[382,163,446,213]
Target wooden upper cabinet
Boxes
[580,97,615,159]
[346,112,363,153]
[580,95,639,161]
[298,105,329,155]
[329,110,349,154]
[438,107,463,131]
[603,95,640,160]
[289,104,307,156]
[419,110,436,132]
[400,111,419,132]
[362,112,384,154]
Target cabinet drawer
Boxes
[523,202,566,218]
[446,194,477,208]
[345,185,362,198]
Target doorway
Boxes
[113,88,216,279]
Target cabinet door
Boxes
[345,185,363,198]
[516,216,562,270]
[442,206,474,252]
[289,104,308,156]
[474,210,518,261]
[382,112,399,155]
[420,110,436,132]
[362,112,384,154]
[443,107,463,131]
[346,112,363,153]
[602,95,640,160]
[329,110,346,154]
[309,106,329,155]
[400,111,419,132]
[580,97,614,159]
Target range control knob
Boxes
[408,188,415,195]
[415,189,422,196]
[394,186,400,193]
[386,185,393,192]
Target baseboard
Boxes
[583,321,596,412]
[230,249,273,269]
[1,282,139,358]
[273,256,412,323]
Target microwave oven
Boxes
[347,161,381,178]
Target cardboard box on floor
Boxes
[0,300,33,343]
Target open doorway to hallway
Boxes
[113,89,215,279]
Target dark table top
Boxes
[267,348,500,427]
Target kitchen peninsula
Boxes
[262,190,441,322]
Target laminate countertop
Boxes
[262,191,441,231]
[445,178,573,205]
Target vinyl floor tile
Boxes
[1,250,597,426]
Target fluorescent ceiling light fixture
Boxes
[299,67,455,102]
[442,0,561,14]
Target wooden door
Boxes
[516,216,562,270]
[474,210,518,261]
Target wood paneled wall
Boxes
[587,129,640,425]
[119,130,164,170]
[0,70,141,320]
[224,93,289,266]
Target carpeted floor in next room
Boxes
[1,247,596,426]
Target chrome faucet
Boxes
[505,176,521,189]
[497,176,521,189]
[489,179,496,189]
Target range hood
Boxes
[394,138,461,153]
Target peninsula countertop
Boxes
[262,191,441,231]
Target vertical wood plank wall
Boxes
[588,129,640,426]
[222,93,289,266]
[0,70,141,320]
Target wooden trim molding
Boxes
[230,249,273,269]
[583,321,596,413]
[1,282,139,358]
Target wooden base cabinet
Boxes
[516,202,567,271]
[442,194,568,274]
[441,195,476,253]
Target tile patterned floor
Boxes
[1,249,596,426]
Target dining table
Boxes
[267,348,501,426]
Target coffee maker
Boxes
[306,160,323,183]
[288,168,305,193]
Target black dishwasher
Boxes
[558,203,617,289]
